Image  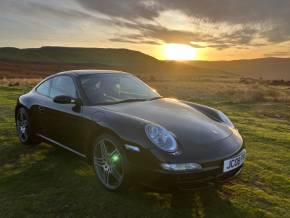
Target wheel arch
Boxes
[15,102,28,121]
[182,100,223,122]
[15,93,33,120]
[84,125,126,163]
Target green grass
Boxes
[0,85,289,218]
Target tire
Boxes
[16,107,40,145]
[92,134,131,191]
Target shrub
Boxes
[8,82,20,87]
[230,87,266,103]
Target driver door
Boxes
[45,75,84,153]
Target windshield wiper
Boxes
[148,96,163,101]
[114,98,148,104]
[96,97,162,105]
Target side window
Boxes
[50,76,77,98]
[36,79,51,97]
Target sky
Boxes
[1,0,290,60]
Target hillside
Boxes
[0,47,290,80]
[0,47,228,79]
[0,47,160,67]
[189,58,290,80]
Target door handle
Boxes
[38,106,45,113]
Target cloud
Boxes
[75,0,290,25]
[0,0,113,26]
[107,20,261,50]
[75,0,290,47]
[110,37,161,45]
[264,51,290,57]
[0,0,290,56]
[159,0,290,25]
[75,0,161,20]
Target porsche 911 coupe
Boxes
[15,70,246,191]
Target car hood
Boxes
[101,98,233,147]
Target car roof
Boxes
[55,70,131,77]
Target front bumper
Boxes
[135,165,243,191]
[130,148,245,191]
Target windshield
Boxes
[79,74,161,105]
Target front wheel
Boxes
[92,134,131,191]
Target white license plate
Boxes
[223,149,246,173]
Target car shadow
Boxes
[127,186,249,218]
[168,189,249,218]
[0,142,249,218]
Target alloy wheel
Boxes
[93,138,124,190]
[16,110,29,142]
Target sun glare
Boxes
[164,43,197,60]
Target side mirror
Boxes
[53,95,81,105]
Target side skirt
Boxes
[37,134,87,158]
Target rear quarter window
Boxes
[35,79,51,97]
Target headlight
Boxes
[218,111,235,128]
[145,124,177,152]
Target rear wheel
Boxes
[92,134,131,191]
[16,107,40,145]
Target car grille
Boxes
[217,166,242,181]
[176,165,242,188]
[177,168,221,183]
[174,149,244,190]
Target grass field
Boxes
[0,79,290,217]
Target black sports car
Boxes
[15,70,246,191]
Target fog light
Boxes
[161,163,202,171]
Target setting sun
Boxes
[164,43,197,60]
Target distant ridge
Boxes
[0,46,159,67]
[0,46,290,79]
[189,57,290,80]
[0,46,227,79]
